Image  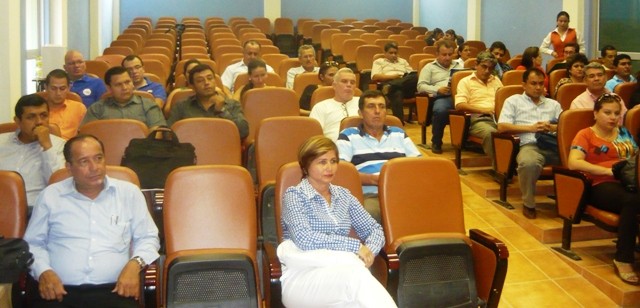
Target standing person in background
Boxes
[539,11,586,58]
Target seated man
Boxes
[571,62,627,124]
[24,134,160,307]
[63,50,107,107]
[121,55,167,105]
[605,54,637,92]
[336,90,421,222]
[497,68,562,219]
[44,69,87,139]
[81,66,167,128]
[286,44,318,89]
[454,51,503,162]
[371,42,416,124]
[0,94,65,208]
[489,41,513,79]
[220,40,275,93]
[167,64,249,139]
[547,42,579,74]
[417,39,462,154]
[600,45,617,70]
[310,68,360,141]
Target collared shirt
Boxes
[137,77,167,102]
[48,99,87,140]
[455,73,503,111]
[70,75,107,108]
[498,93,562,145]
[286,66,319,89]
[81,94,167,128]
[337,124,421,194]
[220,60,275,93]
[539,27,586,55]
[417,60,462,95]
[0,131,65,207]
[281,178,385,254]
[167,95,249,138]
[24,176,160,285]
[371,57,413,78]
[494,62,513,79]
[309,97,360,141]
[605,75,637,92]
[571,89,627,125]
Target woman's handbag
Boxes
[122,127,196,189]
[612,153,638,193]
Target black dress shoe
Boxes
[523,206,537,219]
[431,144,443,154]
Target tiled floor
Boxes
[402,122,623,307]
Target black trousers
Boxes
[591,181,640,263]
[27,276,137,308]
[385,73,418,121]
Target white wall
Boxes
[0,1,23,122]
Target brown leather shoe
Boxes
[523,206,536,219]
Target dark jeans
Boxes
[385,73,418,122]
[591,182,640,263]
[28,276,137,308]
[431,96,453,146]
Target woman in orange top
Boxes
[540,11,586,58]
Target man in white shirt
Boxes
[371,42,415,124]
[310,68,360,141]
[286,44,319,89]
[220,40,275,93]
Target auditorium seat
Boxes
[171,118,242,166]
[0,170,27,238]
[78,119,149,166]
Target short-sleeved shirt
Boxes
[70,75,107,107]
[498,93,562,145]
[455,73,503,112]
[137,77,167,102]
[605,75,637,92]
[571,127,638,185]
[286,66,319,89]
[371,57,413,78]
[48,99,87,139]
[167,95,249,139]
[309,97,360,141]
[81,95,167,128]
[570,89,627,125]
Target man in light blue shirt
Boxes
[497,68,562,219]
[605,54,637,92]
[24,135,159,307]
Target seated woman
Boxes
[425,27,444,46]
[232,59,271,101]
[453,42,472,67]
[299,61,339,112]
[278,136,396,307]
[553,53,588,99]
[445,28,464,49]
[568,93,640,285]
[516,46,549,92]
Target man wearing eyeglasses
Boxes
[63,50,107,108]
[310,68,360,141]
[121,55,167,106]
[571,62,627,125]
[454,51,503,162]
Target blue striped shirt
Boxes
[498,93,562,145]
[337,124,421,194]
[281,178,385,255]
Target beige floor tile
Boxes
[554,277,618,307]
[523,249,581,279]
[493,226,548,252]
[501,280,582,308]
[504,252,548,283]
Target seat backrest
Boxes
[388,34,409,46]
[360,33,382,45]
[556,83,587,110]
[49,165,140,187]
[348,29,367,38]
[494,85,522,120]
[141,59,168,84]
[0,171,27,238]
[260,45,280,55]
[624,106,640,144]
[35,90,83,104]
[233,72,284,91]
[355,45,384,71]
[546,57,565,73]
[240,32,267,45]
[251,17,272,34]
[261,54,289,75]
[374,29,392,38]
[422,46,438,55]
[0,121,62,138]
[274,17,294,35]
[363,25,381,33]
[465,40,486,52]
[255,116,323,190]
[144,38,175,51]
[171,118,242,166]
[85,60,112,79]
[94,54,125,67]
[339,115,404,131]
[163,88,195,119]
[549,69,568,98]
[174,58,217,80]
[409,54,434,71]
[342,39,366,63]
[216,53,243,76]
[400,29,419,39]
[139,53,172,74]
[277,58,301,81]
[111,39,139,53]
[405,39,427,54]
[293,72,321,98]
[243,88,300,144]
[309,87,363,110]
[78,119,149,165]
[557,109,594,167]
[379,157,465,253]
[274,161,363,243]
[506,57,521,69]
[311,24,331,45]
[501,70,525,86]
[330,33,352,57]
[374,39,394,51]
[301,20,320,39]
[615,82,638,109]
[140,46,173,63]
[321,28,341,50]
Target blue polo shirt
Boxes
[138,77,167,103]
[70,75,107,108]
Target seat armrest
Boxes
[449,110,471,148]
[552,166,592,223]
[469,229,509,308]
[491,132,520,177]
[469,229,509,260]
[415,93,434,125]
[264,242,281,280]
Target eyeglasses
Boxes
[596,93,622,104]
[323,61,339,67]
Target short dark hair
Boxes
[613,54,631,67]
[15,94,48,119]
[45,69,70,85]
[63,134,105,163]
[565,53,589,75]
[489,41,507,52]
[358,89,386,110]
[564,42,579,52]
[600,45,616,58]
[121,54,143,67]
[384,42,398,52]
[523,67,545,83]
[557,11,570,21]
[104,66,129,86]
[435,39,455,52]
[188,64,214,85]
[183,59,201,76]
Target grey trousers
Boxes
[469,116,497,160]
[516,143,560,208]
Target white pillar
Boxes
[112,0,120,40]
[49,0,67,46]
[89,0,101,58]
[264,0,281,22]
[0,1,22,122]
[467,0,481,40]
[413,0,420,26]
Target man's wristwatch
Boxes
[131,256,146,271]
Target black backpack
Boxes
[0,237,33,283]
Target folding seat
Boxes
[174,58,217,82]
[422,45,438,55]
[141,46,174,63]
[181,32,205,41]
[386,26,404,34]
[180,38,207,48]
[49,165,140,187]
[0,171,27,238]
[410,26,428,35]
[556,83,587,110]
[216,53,243,76]
[35,90,82,104]
[409,53,435,71]
[84,60,111,80]
[208,32,236,44]
[180,46,208,58]
[260,45,280,55]
[145,38,175,53]
[309,87,363,110]
[348,29,367,38]
[140,59,169,86]
[350,21,366,29]
[400,29,419,39]
[362,25,381,33]
[78,119,149,165]
[500,69,525,86]
[117,33,145,49]
[139,53,172,76]
[238,27,262,37]
[299,20,319,45]
[341,38,366,68]
[329,33,352,63]
[506,57,522,69]
[389,34,409,46]
[386,19,402,25]
[355,44,384,88]
[360,33,382,45]
[625,106,640,144]
[397,45,414,61]
[546,57,564,73]
[251,17,272,36]
[337,25,355,33]
[211,38,242,49]
[253,38,275,47]
[233,24,257,41]
[292,72,320,99]
[379,157,509,307]
[342,18,358,24]
[111,39,139,53]
[374,22,391,29]
[171,118,242,165]
[240,32,267,45]
[261,54,289,75]
[614,82,638,109]
[242,88,300,149]
[208,27,233,37]
[163,165,264,307]
[363,18,380,25]
[548,69,568,98]
[233,72,283,92]
[397,23,414,30]
[276,58,300,81]
[163,89,195,119]
[123,27,147,39]
[311,24,331,54]
[0,121,61,137]
[328,21,345,28]
[465,40,487,53]
[212,44,242,61]
[320,28,341,61]
[103,46,134,56]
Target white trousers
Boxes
[277,240,397,308]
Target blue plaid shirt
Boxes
[281,178,385,255]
